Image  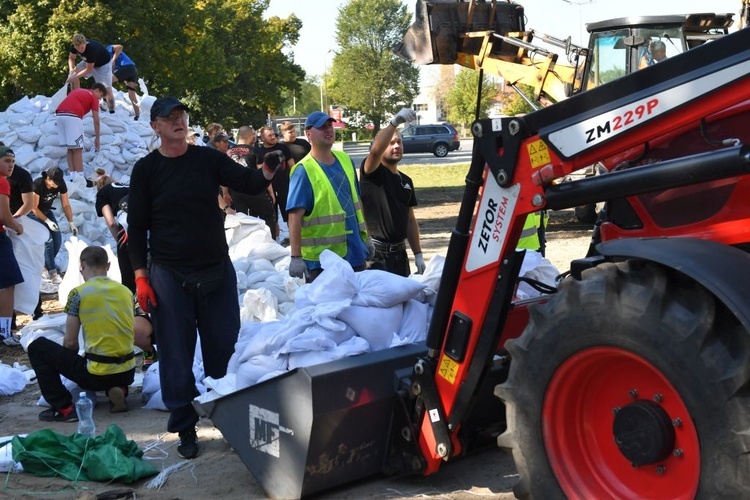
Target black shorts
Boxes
[114,65,138,84]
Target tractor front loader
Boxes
[196,2,750,498]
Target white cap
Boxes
[79,391,87,397]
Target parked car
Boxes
[400,123,461,157]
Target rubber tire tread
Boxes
[496,260,750,499]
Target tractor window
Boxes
[585,29,629,89]
[635,27,685,69]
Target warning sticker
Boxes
[438,357,459,384]
[526,139,550,169]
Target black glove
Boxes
[263,150,286,178]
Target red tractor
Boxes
[198,2,750,498]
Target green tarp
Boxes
[11,424,157,483]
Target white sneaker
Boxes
[50,271,63,285]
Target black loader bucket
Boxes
[395,0,525,65]
[194,343,427,499]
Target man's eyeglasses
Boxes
[158,112,189,123]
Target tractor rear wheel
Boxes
[496,260,750,499]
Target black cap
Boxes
[150,96,190,122]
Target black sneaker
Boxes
[177,428,199,459]
[38,406,78,422]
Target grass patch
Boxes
[400,164,469,188]
[401,164,470,207]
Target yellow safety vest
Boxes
[517,211,548,252]
[290,150,367,262]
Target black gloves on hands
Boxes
[263,150,286,179]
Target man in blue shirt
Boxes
[287,111,372,281]
[107,44,141,120]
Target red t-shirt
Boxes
[0,176,9,233]
[56,88,98,118]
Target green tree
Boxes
[444,69,500,129]
[328,0,419,133]
[279,76,322,117]
[0,0,305,126]
[499,83,537,116]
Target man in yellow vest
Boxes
[27,246,136,421]
[287,111,372,282]
[517,211,548,255]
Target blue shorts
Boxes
[0,232,24,289]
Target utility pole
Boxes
[562,0,597,46]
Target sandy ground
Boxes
[0,198,592,500]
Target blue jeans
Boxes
[149,257,240,433]
[29,210,61,272]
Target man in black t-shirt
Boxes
[360,108,425,277]
[280,121,311,164]
[67,33,115,113]
[257,126,294,224]
[224,126,278,238]
[8,163,33,217]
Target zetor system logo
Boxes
[466,181,519,272]
[249,404,294,458]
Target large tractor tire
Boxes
[496,260,750,499]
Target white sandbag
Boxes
[17,125,42,143]
[47,85,68,111]
[83,117,113,137]
[249,274,298,303]
[287,336,369,370]
[10,218,47,314]
[0,363,28,396]
[25,156,56,174]
[397,299,430,345]
[37,133,63,149]
[279,330,337,354]
[7,96,35,114]
[57,238,87,304]
[338,303,403,352]
[234,320,302,362]
[516,251,560,300]
[410,255,445,305]
[12,144,39,167]
[39,144,68,160]
[300,250,358,306]
[18,314,66,351]
[240,288,278,323]
[236,354,288,389]
[353,269,426,308]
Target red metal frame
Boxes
[416,48,750,475]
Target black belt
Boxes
[85,351,136,364]
[372,239,406,253]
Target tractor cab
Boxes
[583,13,734,90]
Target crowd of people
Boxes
[1,33,431,459]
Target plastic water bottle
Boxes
[76,392,96,438]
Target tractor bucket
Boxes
[395,0,525,64]
[193,343,427,499]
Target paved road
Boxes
[343,139,474,167]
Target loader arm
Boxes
[408,25,750,475]
[395,0,586,103]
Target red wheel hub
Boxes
[542,347,700,499]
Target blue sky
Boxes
[266,0,743,77]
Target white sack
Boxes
[353,269,426,308]
[10,218,47,314]
[0,363,28,396]
[337,303,403,352]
